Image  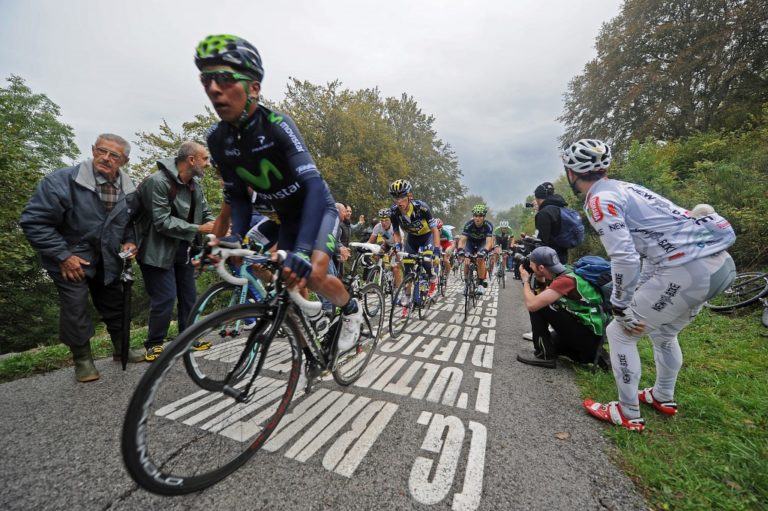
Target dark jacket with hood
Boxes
[535,194,569,262]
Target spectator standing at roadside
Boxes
[562,138,736,432]
[21,134,144,382]
[136,141,216,361]
[534,182,570,262]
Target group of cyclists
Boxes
[192,33,739,436]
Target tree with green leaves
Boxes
[559,0,768,152]
[0,75,79,353]
[131,107,224,211]
[135,79,466,224]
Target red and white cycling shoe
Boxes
[638,387,678,416]
[583,399,645,432]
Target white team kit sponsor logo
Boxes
[155,281,498,509]
[278,121,305,152]
[261,182,302,200]
[295,163,318,175]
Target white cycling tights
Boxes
[608,251,736,418]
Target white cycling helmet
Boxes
[562,139,612,173]
[499,220,510,229]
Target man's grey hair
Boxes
[176,141,206,163]
[95,133,131,158]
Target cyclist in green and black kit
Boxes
[490,220,514,278]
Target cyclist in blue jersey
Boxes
[194,34,362,352]
[388,179,441,297]
[457,204,494,294]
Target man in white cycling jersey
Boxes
[562,139,736,432]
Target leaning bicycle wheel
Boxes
[704,272,768,312]
[122,303,302,495]
[390,273,417,338]
[333,283,384,385]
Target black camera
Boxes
[511,236,542,274]
[512,252,531,273]
[525,202,535,208]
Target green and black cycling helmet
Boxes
[389,179,412,197]
[472,204,488,216]
[195,34,264,81]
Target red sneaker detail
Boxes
[638,388,678,416]
[583,399,645,432]
[428,282,437,297]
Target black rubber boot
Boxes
[111,339,146,363]
[71,343,100,382]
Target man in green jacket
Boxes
[137,141,215,361]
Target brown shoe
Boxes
[71,344,100,382]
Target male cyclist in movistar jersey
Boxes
[490,220,514,276]
[388,179,441,299]
[194,34,362,352]
[457,204,494,294]
[562,138,736,432]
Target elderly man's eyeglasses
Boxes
[200,70,252,88]
[93,146,125,163]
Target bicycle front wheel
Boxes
[704,272,768,312]
[122,303,302,495]
[333,283,385,385]
[390,273,416,338]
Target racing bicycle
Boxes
[389,249,436,338]
[121,248,385,495]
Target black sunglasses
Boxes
[200,70,253,88]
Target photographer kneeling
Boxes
[516,246,607,369]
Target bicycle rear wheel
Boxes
[704,272,768,312]
[439,268,447,297]
[333,283,384,385]
[390,273,416,338]
[122,303,302,495]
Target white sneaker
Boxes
[476,284,485,296]
[296,368,308,395]
[522,332,533,341]
[338,299,363,352]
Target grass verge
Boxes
[0,324,177,383]
[575,307,768,511]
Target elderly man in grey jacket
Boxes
[21,133,144,382]
[136,141,215,361]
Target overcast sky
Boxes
[0,0,623,211]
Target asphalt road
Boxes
[0,274,648,510]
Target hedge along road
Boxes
[0,277,647,510]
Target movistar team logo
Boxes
[268,112,284,124]
[326,234,336,253]
[235,159,283,190]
